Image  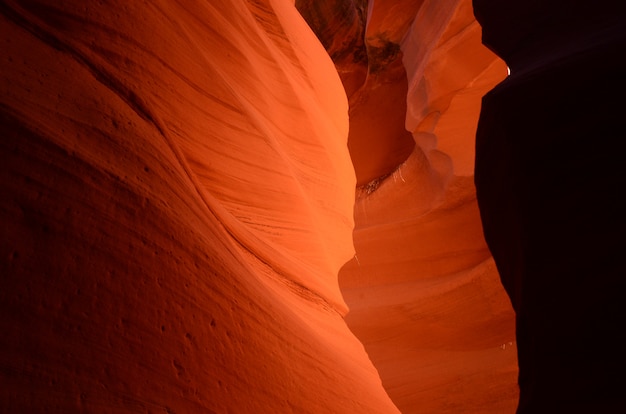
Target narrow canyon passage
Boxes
[1,0,517,412]
[297,1,518,412]
[2,0,624,412]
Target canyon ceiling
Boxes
[1,0,624,413]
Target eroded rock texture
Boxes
[300,0,518,412]
[474,0,626,412]
[0,0,399,412]
[3,0,617,412]
[297,0,417,186]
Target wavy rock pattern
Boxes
[0,0,399,412]
[3,0,618,412]
[306,1,519,412]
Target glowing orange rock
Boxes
[303,0,519,412]
[0,0,399,412]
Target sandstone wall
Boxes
[0,1,399,412]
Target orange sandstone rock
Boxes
[0,0,399,412]
[302,0,519,412]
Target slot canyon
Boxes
[1,0,624,413]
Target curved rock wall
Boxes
[340,1,517,413]
[0,0,399,412]
[301,0,519,412]
[4,0,614,412]
[297,0,416,186]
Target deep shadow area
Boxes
[474,0,626,411]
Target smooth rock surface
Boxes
[0,1,399,412]
[325,1,518,412]
[5,0,616,412]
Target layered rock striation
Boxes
[0,0,399,412]
[3,0,618,412]
[300,0,518,412]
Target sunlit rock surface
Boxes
[300,0,518,412]
[0,1,399,412]
[474,0,626,412]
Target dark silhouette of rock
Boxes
[474,0,626,411]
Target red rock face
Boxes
[300,0,518,412]
[474,0,626,412]
[297,0,416,186]
[0,1,398,412]
[5,0,618,413]
[298,0,519,412]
